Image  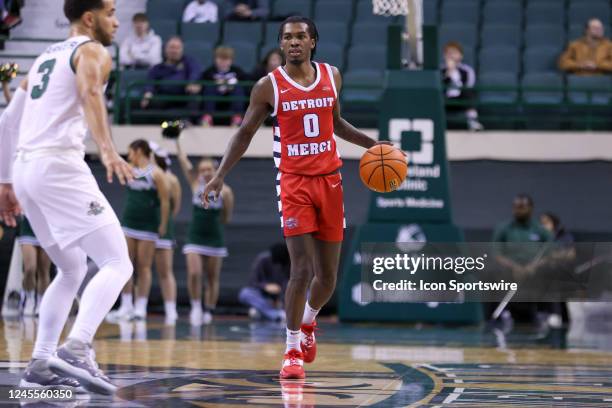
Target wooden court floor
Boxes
[0,316,611,407]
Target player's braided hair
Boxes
[64,0,105,23]
[278,16,319,58]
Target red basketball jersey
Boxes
[269,62,342,176]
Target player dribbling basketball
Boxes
[203,16,395,379]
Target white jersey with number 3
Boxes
[18,35,95,152]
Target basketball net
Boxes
[372,0,423,66]
[372,0,409,16]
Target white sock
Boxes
[25,290,35,300]
[164,301,177,316]
[120,293,133,311]
[285,328,301,353]
[191,299,202,312]
[302,301,320,325]
[134,297,148,315]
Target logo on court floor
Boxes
[87,201,105,216]
[113,364,433,406]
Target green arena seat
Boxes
[478,46,520,74]
[347,45,386,71]
[524,25,565,48]
[523,46,562,73]
[273,0,313,19]
[351,23,387,46]
[315,42,344,71]
[181,22,220,45]
[567,75,611,105]
[314,0,354,23]
[525,1,564,25]
[223,22,263,46]
[149,19,178,43]
[223,42,258,72]
[183,41,214,67]
[522,72,564,104]
[482,2,523,25]
[478,72,519,104]
[440,0,480,25]
[480,24,522,48]
[147,0,184,21]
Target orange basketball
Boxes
[359,144,407,193]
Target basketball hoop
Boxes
[372,0,422,67]
[372,0,409,17]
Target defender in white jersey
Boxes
[0,0,134,395]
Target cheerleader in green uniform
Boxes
[109,139,170,321]
[16,216,51,316]
[152,146,181,324]
[176,136,234,325]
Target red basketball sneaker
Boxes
[280,349,305,379]
[300,322,317,363]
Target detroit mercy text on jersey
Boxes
[268,62,342,176]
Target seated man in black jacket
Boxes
[238,243,290,322]
[200,46,247,126]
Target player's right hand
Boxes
[102,151,134,185]
[158,224,167,237]
[202,176,223,208]
[0,183,21,227]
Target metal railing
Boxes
[445,84,612,130]
[120,78,612,130]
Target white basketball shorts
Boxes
[12,149,120,250]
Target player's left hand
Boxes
[374,141,407,157]
[0,183,21,227]
[202,176,223,208]
[158,224,167,237]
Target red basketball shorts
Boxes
[277,171,345,242]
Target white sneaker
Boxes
[164,310,178,325]
[105,308,133,323]
[23,294,36,317]
[132,309,146,321]
[189,307,203,326]
[202,311,213,325]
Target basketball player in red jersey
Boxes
[203,16,391,379]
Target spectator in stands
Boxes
[251,48,282,80]
[238,243,290,322]
[490,194,553,325]
[226,0,269,21]
[141,36,202,117]
[0,0,23,30]
[182,0,218,24]
[200,46,247,126]
[559,18,612,75]
[441,42,483,131]
[120,13,162,69]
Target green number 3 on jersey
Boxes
[31,58,57,99]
